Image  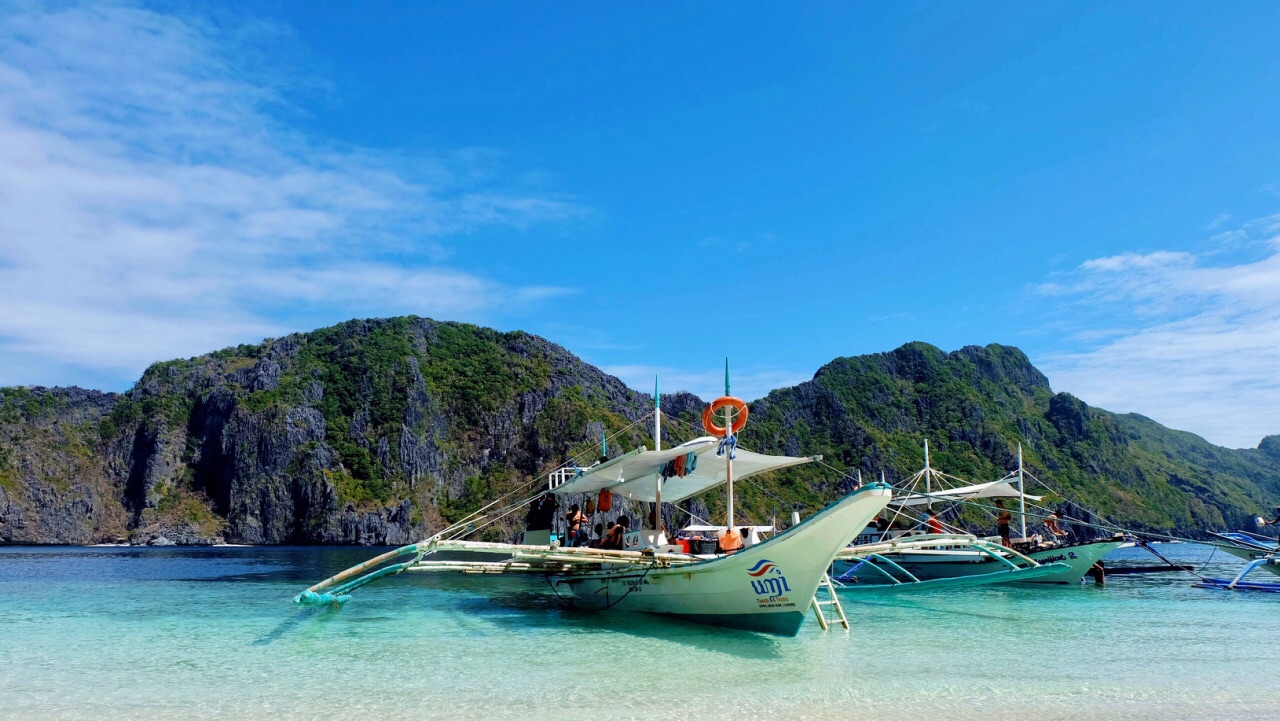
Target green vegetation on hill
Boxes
[1,318,1277,544]
[738,342,1280,533]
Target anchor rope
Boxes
[1129,537,1208,581]
[543,561,660,612]
[441,411,661,543]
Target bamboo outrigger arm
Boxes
[294,541,431,606]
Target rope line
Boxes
[543,563,660,612]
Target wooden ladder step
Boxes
[810,573,850,631]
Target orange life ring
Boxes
[701,396,749,437]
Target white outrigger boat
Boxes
[296,377,891,636]
[1194,531,1280,593]
[833,534,1073,590]
[1207,531,1280,574]
[835,442,1122,587]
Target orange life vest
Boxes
[719,529,743,553]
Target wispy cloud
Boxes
[0,3,584,388]
[602,364,810,404]
[1203,212,1231,231]
[1035,213,1280,448]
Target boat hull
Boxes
[834,538,1123,585]
[835,560,1073,591]
[1218,545,1280,576]
[551,485,893,636]
[1021,541,1123,583]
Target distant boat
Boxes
[834,531,1119,586]
[838,441,1123,586]
[832,533,1073,591]
[1208,531,1280,574]
[1194,531,1280,592]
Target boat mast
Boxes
[1018,442,1027,540]
[654,374,661,452]
[724,358,735,530]
[653,375,662,533]
[924,439,932,514]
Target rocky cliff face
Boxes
[1,320,1277,544]
[0,387,128,543]
[0,318,704,544]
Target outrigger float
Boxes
[296,371,891,636]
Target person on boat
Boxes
[600,516,629,550]
[617,515,632,548]
[875,515,891,533]
[925,510,943,535]
[564,504,588,547]
[718,527,744,554]
[1257,506,1280,530]
[526,492,556,531]
[995,500,1013,548]
[647,509,666,534]
[1045,510,1069,538]
[588,522,605,548]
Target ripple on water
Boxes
[0,544,1276,721]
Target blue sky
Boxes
[1,2,1279,448]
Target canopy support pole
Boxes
[654,375,662,534]
[724,359,734,530]
[924,439,932,515]
[1018,442,1028,540]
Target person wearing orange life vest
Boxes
[925,510,943,535]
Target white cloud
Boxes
[1203,212,1231,231]
[1078,251,1194,273]
[601,364,810,404]
[0,3,583,388]
[1036,215,1280,449]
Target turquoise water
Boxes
[2,544,1276,721]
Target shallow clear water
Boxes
[1,544,1275,720]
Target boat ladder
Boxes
[809,573,849,631]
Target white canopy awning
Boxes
[551,436,818,504]
[891,480,1040,508]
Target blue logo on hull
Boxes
[746,558,793,604]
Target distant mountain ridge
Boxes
[0,316,1276,545]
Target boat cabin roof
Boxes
[550,436,818,504]
[891,479,1042,507]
